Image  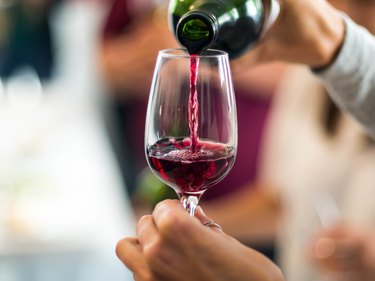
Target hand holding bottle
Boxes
[242,0,345,68]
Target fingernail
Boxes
[315,238,336,259]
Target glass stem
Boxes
[180,195,199,216]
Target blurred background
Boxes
[0,0,136,280]
[2,0,375,280]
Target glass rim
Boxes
[158,48,228,59]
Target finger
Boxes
[323,271,362,281]
[312,238,361,271]
[137,215,159,249]
[314,237,336,259]
[116,238,160,281]
[195,206,223,233]
[194,205,210,224]
[331,238,362,270]
[153,200,224,235]
[116,237,146,272]
[153,199,190,225]
[334,238,362,259]
[153,199,202,238]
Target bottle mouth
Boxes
[176,11,218,54]
[159,48,228,59]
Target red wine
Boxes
[147,138,235,194]
[189,55,199,153]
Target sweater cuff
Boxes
[313,14,375,111]
[313,15,359,82]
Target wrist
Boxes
[311,9,346,69]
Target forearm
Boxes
[100,34,156,98]
[301,1,345,68]
[315,16,375,138]
[100,12,178,99]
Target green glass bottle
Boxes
[168,0,280,59]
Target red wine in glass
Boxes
[147,137,235,194]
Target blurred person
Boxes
[203,1,375,280]
[310,224,375,281]
[260,66,375,281]
[246,0,375,138]
[100,0,286,262]
[100,0,178,197]
[0,0,61,80]
[199,1,375,280]
[306,2,375,280]
[116,0,375,280]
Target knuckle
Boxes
[143,236,163,262]
[139,214,151,223]
[160,212,185,233]
[271,267,285,281]
[138,214,152,227]
[137,215,152,229]
[144,235,181,270]
[115,238,129,259]
[154,199,177,213]
[154,199,197,238]
[135,271,155,281]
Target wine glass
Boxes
[145,48,237,216]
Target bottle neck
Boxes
[176,10,218,55]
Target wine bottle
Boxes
[168,0,280,58]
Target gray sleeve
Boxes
[314,16,375,138]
